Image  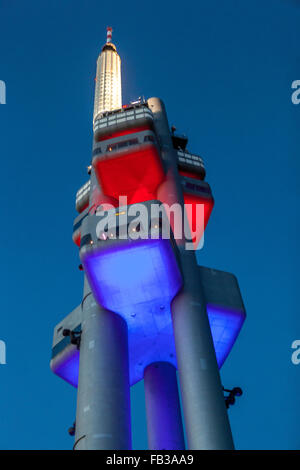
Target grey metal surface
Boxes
[51,305,82,349]
[74,277,132,450]
[93,104,153,139]
[51,94,244,450]
[144,362,185,450]
[150,97,234,450]
[198,265,246,312]
[172,251,235,449]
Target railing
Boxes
[76,181,91,212]
[93,105,154,133]
[177,150,205,169]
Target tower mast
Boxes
[93,26,122,123]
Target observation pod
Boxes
[93,103,154,141]
[171,138,214,248]
[50,264,246,387]
[73,208,89,247]
[50,306,81,387]
[72,198,119,248]
[181,176,214,249]
[177,149,206,181]
[72,181,91,246]
[92,105,165,205]
[79,201,183,385]
[75,181,91,214]
[79,202,182,316]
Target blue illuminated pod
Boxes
[53,348,80,388]
[80,235,183,383]
[51,265,245,386]
[207,304,245,368]
[82,238,182,317]
[51,208,246,387]
[198,266,246,368]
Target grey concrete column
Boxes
[148,96,234,450]
[74,278,132,450]
[171,250,234,450]
[144,362,185,450]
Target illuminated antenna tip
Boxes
[106,26,113,43]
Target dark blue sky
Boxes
[0,0,299,449]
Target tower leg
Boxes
[74,279,131,450]
[171,251,234,450]
[144,362,185,450]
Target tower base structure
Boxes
[172,251,234,450]
[51,69,246,448]
[144,362,185,450]
[51,264,245,450]
[74,278,131,450]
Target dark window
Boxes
[118,140,129,149]
[195,184,210,194]
[80,233,92,248]
[185,181,210,195]
[171,134,188,151]
[144,135,155,143]
[73,213,88,232]
[106,143,118,152]
[106,138,138,153]
[128,138,138,145]
[92,147,102,156]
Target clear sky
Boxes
[0,0,299,450]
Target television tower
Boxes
[50,28,246,450]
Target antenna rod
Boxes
[106,26,112,43]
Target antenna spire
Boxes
[106,26,112,43]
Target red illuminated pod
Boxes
[183,192,214,248]
[93,128,214,247]
[93,143,165,205]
